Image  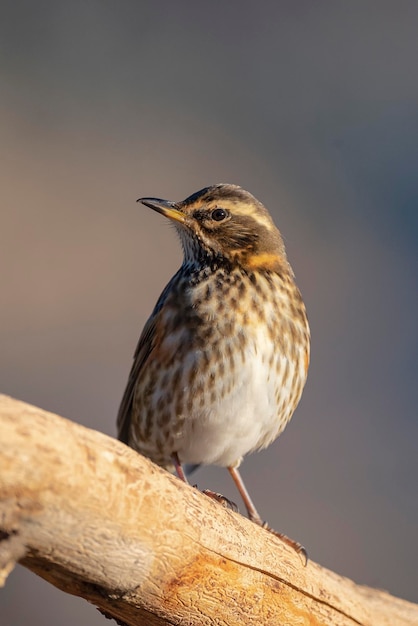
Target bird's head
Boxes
[138,184,290,273]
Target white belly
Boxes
[175,328,299,467]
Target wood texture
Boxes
[0,394,417,625]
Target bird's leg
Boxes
[228,466,308,565]
[228,466,262,522]
[172,452,189,484]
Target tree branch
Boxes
[0,394,416,625]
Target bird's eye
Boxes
[211,208,228,221]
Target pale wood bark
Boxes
[0,394,417,626]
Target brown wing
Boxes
[116,270,183,444]
[116,311,159,444]
[116,267,183,445]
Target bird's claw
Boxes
[200,488,239,512]
[259,520,308,566]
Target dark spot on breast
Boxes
[208,370,216,390]
[201,351,210,368]
[238,281,246,297]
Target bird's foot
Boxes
[199,487,239,512]
[250,515,307,565]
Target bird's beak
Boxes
[137,197,186,224]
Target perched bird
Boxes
[117,183,310,559]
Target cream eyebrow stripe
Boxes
[239,203,272,230]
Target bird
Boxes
[117,183,310,560]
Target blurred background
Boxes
[1,1,417,623]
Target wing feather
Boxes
[116,313,159,444]
[116,270,182,444]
